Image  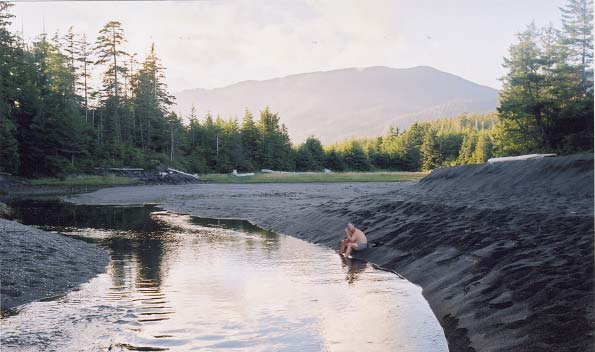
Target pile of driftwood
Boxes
[95,167,201,184]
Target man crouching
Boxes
[340,223,368,257]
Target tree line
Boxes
[321,113,498,172]
[498,0,593,154]
[0,0,592,177]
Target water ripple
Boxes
[1,203,448,351]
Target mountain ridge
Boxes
[176,66,498,93]
[174,66,500,143]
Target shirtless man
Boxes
[339,223,368,257]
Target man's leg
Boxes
[345,243,356,257]
[340,239,348,254]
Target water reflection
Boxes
[8,199,159,233]
[340,256,368,284]
[2,200,448,351]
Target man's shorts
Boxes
[354,243,368,251]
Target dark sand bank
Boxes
[0,219,109,311]
[65,154,593,351]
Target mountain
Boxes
[174,66,499,143]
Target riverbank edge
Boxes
[66,154,594,352]
[145,202,480,351]
[0,218,110,312]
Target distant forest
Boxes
[0,0,592,177]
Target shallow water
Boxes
[2,201,448,351]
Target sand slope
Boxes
[0,220,109,311]
[69,154,594,352]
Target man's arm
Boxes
[345,228,354,242]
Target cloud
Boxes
[12,0,564,92]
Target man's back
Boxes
[353,228,367,244]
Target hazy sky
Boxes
[12,0,566,92]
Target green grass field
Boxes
[25,171,427,186]
[29,175,140,187]
[200,171,428,183]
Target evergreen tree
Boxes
[95,21,128,147]
[186,106,208,173]
[295,145,314,171]
[421,128,441,170]
[0,2,20,173]
[21,36,88,175]
[387,126,400,138]
[256,107,293,170]
[62,26,79,94]
[457,132,477,165]
[558,0,594,149]
[166,112,182,163]
[188,105,200,149]
[295,136,324,171]
[77,33,93,123]
[279,124,294,170]
[437,131,464,166]
[323,148,345,171]
[240,109,259,170]
[201,113,219,170]
[398,122,424,171]
[560,0,594,81]
[341,141,371,171]
[471,133,494,163]
[211,116,241,172]
[497,2,593,153]
[498,23,549,151]
[362,137,382,167]
[0,116,19,173]
[224,119,248,172]
[130,43,173,155]
[379,132,403,170]
[95,21,128,102]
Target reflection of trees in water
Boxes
[104,220,182,325]
[97,210,176,290]
[243,224,280,254]
[10,200,281,295]
[134,238,166,285]
[189,216,281,255]
[341,256,367,285]
[260,230,280,253]
[8,200,159,232]
[106,237,134,288]
[238,228,280,256]
[244,237,256,254]
[104,219,179,324]
[6,200,168,289]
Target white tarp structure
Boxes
[232,169,255,177]
[487,154,557,163]
[261,169,290,174]
[167,168,200,180]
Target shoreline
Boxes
[0,219,109,312]
[67,154,594,351]
[2,154,593,351]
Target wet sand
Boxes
[0,219,109,312]
[69,154,594,352]
[1,154,592,351]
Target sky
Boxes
[11,0,566,92]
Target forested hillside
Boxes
[174,65,499,143]
[0,0,592,177]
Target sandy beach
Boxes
[68,154,594,351]
[0,219,109,312]
[1,154,593,351]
